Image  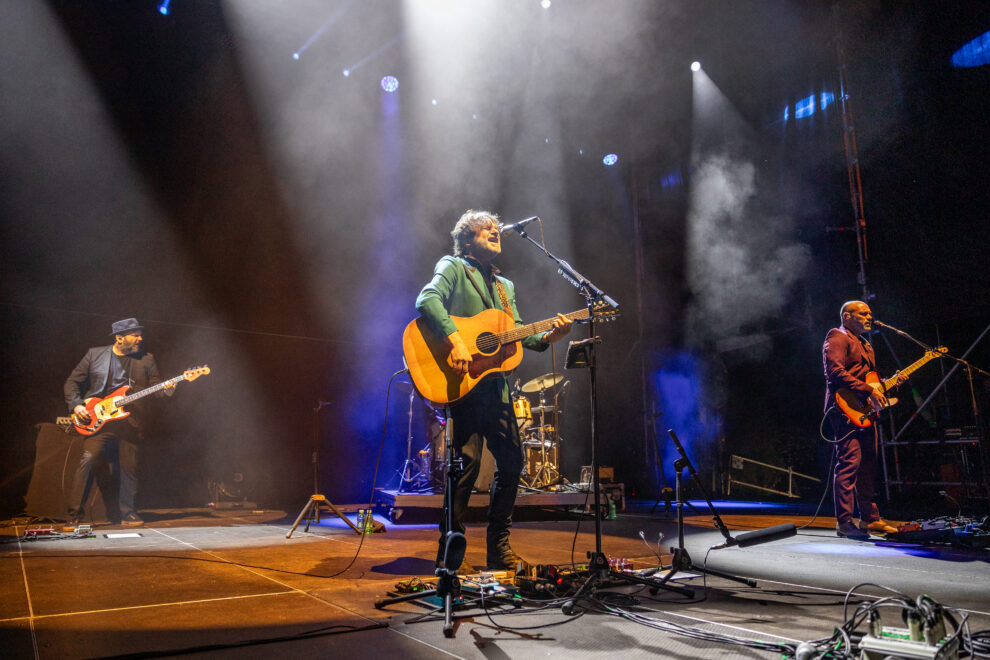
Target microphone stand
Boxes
[509,225,692,610]
[652,430,758,591]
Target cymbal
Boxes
[521,373,563,393]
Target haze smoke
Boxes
[685,154,810,346]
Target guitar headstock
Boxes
[927,346,949,359]
[591,300,620,324]
[183,365,211,382]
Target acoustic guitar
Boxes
[72,366,210,435]
[834,347,946,427]
[402,304,618,405]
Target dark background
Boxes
[2,1,987,516]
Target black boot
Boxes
[486,538,524,570]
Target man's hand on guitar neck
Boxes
[447,331,473,375]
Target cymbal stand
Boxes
[397,389,429,493]
[375,406,466,637]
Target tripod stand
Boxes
[375,405,465,637]
[652,429,757,590]
[286,401,361,538]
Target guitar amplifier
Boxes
[24,423,108,522]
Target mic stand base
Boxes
[563,549,694,616]
[373,406,463,638]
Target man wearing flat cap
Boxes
[64,318,175,525]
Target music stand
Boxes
[286,401,361,538]
[561,318,694,615]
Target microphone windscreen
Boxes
[735,523,797,548]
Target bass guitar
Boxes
[402,304,618,405]
[834,347,946,427]
[72,365,211,435]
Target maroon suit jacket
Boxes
[822,326,876,413]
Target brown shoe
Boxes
[859,519,897,535]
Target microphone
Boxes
[872,320,890,329]
[711,523,797,550]
[501,216,539,235]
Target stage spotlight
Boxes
[541,0,552,8]
[951,30,990,68]
[579,149,584,155]
[602,153,618,166]
[158,0,171,16]
[691,61,701,72]
[381,75,399,93]
[343,69,350,77]
[292,52,300,61]
[431,99,437,105]
[472,113,477,119]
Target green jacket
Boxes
[416,255,549,402]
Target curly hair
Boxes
[451,209,501,257]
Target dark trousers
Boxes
[68,427,139,520]
[832,414,881,525]
[440,379,522,551]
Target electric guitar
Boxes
[71,366,211,435]
[834,347,946,427]
[402,304,618,405]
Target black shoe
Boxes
[121,512,144,526]
[836,520,868,539]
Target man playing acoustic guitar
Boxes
[823,301,905,538]
[64,318,175,526]
[416,210,572,569]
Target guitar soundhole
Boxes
[476,332,500,355]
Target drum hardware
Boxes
[396,381,433,493]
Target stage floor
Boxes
[2,503,988,658]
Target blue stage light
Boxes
[381,75,399,93]
[292,52,300,61]
[158,0,170,16]
[952,30,990,68]
[820,92,834,111]
[794,94,815,119]
[342,69,350,77]
[783,105,789,122]
[602,153,618,166]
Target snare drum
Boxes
[512,396,531,428]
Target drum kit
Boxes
[513,372,567,489]
[394,372,568,493]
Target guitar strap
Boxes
[460,260,511,313]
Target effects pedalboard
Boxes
[22,524,95,540]
[392,558,656,603]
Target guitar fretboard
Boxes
[881,347,946,390]
[117,375,185,406]
[497,308,591,344]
